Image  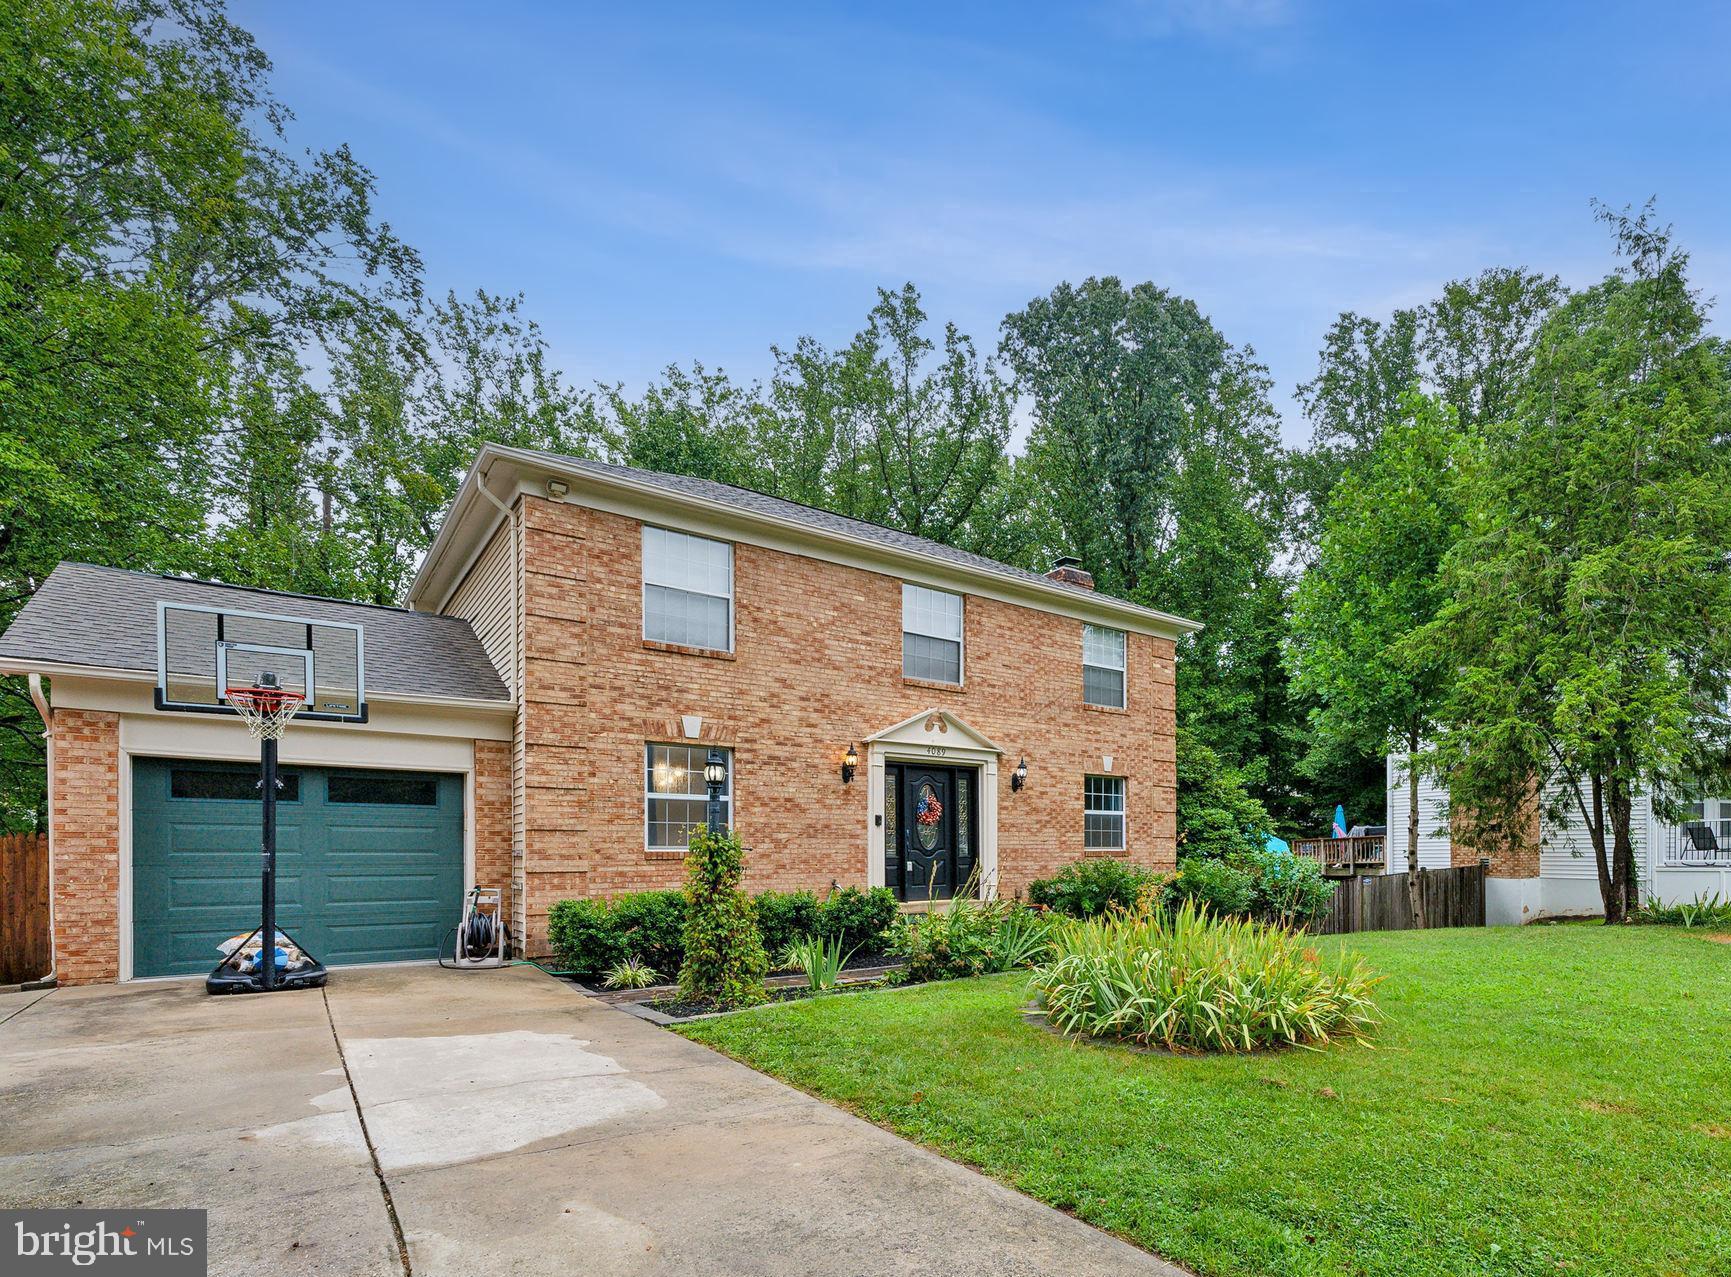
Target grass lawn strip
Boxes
[678,925,1731,1277]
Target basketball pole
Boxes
[259,732,278,991]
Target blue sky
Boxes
[248,1,1731,445]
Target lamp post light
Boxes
[704,748,728,833]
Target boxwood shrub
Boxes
[1026,858,1160,918]
[753,890,820,957]
[814,886,900,955]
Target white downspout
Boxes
[28,673,55,986]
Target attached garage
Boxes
[131,759,466,977]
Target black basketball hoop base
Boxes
[206,925,328,994]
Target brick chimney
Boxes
[1045,556,1094,591]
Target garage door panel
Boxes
[132,760,463,978]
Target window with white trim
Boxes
[643,526,733,652]
[1084,775,1126,850]
[1082,624,1126,708]
[902,583,963,684]
[646,744,730,850]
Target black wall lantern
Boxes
[1011,755,1028,792]
[841,742,858,784]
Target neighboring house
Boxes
[0,444,1196,984]
[1386,754,1731,924]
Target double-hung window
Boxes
[643,526,733,652]
[902,584,963,684]
[1084,775,1126,850]
[646,744,730,850]
[1082,624,1126,708]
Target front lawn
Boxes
[680,925,1731,1277]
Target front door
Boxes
[888,764,978,901]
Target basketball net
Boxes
[224,673,306,741]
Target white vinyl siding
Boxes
[1084,775,1125,850]
[443,519,516,692]
[646,744,730,850]
[1082,624,1126,708]
[643,526,733,652]
[1383,754,1455,871]
[902,584,963,684]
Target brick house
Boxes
[0,444,1196,982]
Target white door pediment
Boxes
[864,709,1002,756]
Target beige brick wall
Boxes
[1451,785,1541,878]
[516,496,1178,954]
[50,708,121,985]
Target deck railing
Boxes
[1664,822,1731,867]
[1293,834,1387,875]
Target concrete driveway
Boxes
[0,966,1179,1276]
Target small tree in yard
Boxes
[679,829,768,1006]
[1289,392,1465,929]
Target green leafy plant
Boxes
[611,890,686,972]
[1638,892,1731,928]
[1245,848,1336,927]
[779,934,855,991]
[815,885,900,955]
[754,890,821,957]
[1031,900,1382,1054]
[601,957,661,990]
[1168,856,1255,917]
[678,828,768,1007]
[546,898,625,974]
[1026,858,1160,918]
[891,891,1053,981]
[991,906,1057,971]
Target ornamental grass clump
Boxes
[1030,899,1381,1054]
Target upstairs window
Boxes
[902,584,963,684]
[1082,624,1126,708]
[1084,775,1126,850]
[643,526,733,652]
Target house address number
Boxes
[925,746,949,757]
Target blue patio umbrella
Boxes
[1263,833,1291,854]
[1332,804,1348,839]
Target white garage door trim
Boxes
[117,716,477,982]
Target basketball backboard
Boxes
[156,602,366,722]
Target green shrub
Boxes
[816,885,900,954]
[611,890,686,972]
[546,898,624,974]
[1169,856,1255,916]
[1026,858,1160,918]
[1244,848,1336,927]
[678,828,768,1007]
[1176,727,1274,861]
[1031,900,1382,1053]
[1638,891,1731,928]
[754,889,821,957]
[890,898,1054,981]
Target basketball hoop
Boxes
[224,673,306,741]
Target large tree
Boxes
[1429,205,1731,922]
[1290,393,1465,924]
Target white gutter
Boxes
[28,674,55,987]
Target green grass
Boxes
[679,925,1731,1277]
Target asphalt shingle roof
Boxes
[0,563,511,703]
[517,450,1167,616]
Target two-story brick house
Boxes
[0,443,1196,982]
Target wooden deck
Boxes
[1293,834,1386,876]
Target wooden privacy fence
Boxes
[1309,859,1488,936]
[1,833,50,984]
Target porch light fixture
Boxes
[704,748,728,833]
[841,743,858,784]
[1011,756,1028,792]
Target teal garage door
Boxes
[132,758,464,977]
